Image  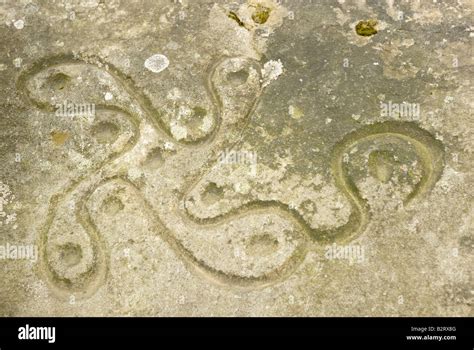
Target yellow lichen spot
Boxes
[252,5,271,25]
[355,19,378,37]
[51,130,69,146]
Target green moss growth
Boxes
[252,5,271,25]
[355,19,378,36]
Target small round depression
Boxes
[226,69,249,86]
[91,121,120,144]
[46,72,71,91]
[58,243,83,268]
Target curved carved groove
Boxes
[183,121,445,243]
[19,53,445,299]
